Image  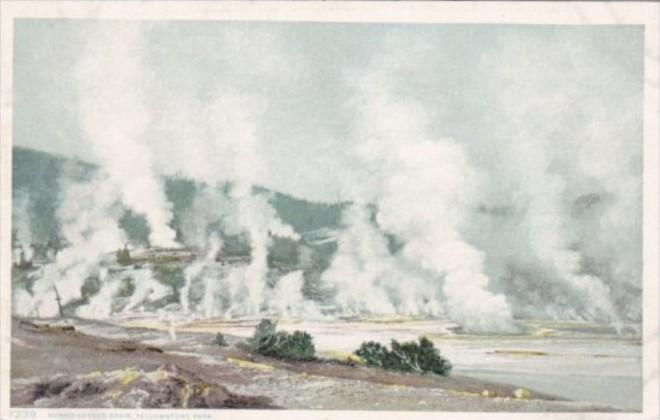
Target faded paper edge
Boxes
[0,2,658,419]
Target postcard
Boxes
[1,2,658,419]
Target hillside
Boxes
[12,146,346,251]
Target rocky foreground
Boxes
[13,364,273,409]
[10,317,619,411]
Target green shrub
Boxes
[353,341,388,366]
[247,319,316,361]
[354,336,452,376]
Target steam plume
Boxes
[342,50,516,333]
[15,174,126,317]
[75,23,176,247]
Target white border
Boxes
[0,2,658,420]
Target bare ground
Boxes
[10,317,619,411]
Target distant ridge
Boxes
[11,146,346,247]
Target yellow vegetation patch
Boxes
[116,367,140,386]
[156,367,169,381]
[448,390,482,398]
[347,354,366,364]
[226,357,275,372]
[359,315,416,323]
[144,367,170,382]
[492,349,548,357]
[79,371,103,380]
[321,350,351,359]
[193,383,209,395]
[531,328,556,337]
[108,390,123,401]
[514,388,531,399]
[449,389,502,399]
[322,350,366,365]
[179,385,191,408]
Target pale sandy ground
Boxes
[10,316,629,412]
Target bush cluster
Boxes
[247,319,316,361]
[354,337,452,376]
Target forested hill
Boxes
[12,146,347,248]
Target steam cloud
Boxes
[331,49,515,332]
[15,174,126,317]
[13,24,179,318]
[12,22,643,332]
[464,33,643,329]
[75,23,177,247]
[176,93,302,318]
[322,204,442,317]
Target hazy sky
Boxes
[14,19,642,202]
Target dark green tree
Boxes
[247,319,316,361]
[354,336,452,376]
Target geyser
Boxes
[11,22,642,334]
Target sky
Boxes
[13,19,643,203]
